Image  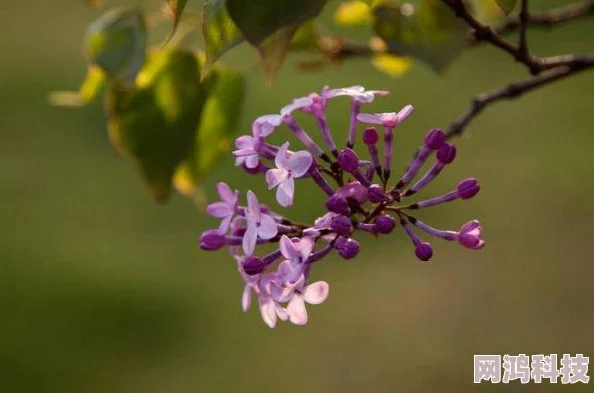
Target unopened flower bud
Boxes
[331,215,353,237]
[457,178,480,200]
[415,242,433,262]
[368,184,390,203]
[326,194,351,216]
[362,127,379,145]
[436,143,457,164]
[242,256,266,275]
[199,230,226,250]
[337,148,360,172]
[457,220,485,249]
[375,215,396,234]
[334,236,360,260]
[424,128,446,150]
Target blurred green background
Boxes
[1,0,593,392]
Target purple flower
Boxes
[457,220,485,249]
[357,105,414,127]
[285,279,329,325]
[199,86,485,328]
[243,191,278,256]
[323,85,389,103]
[206,182,239,232]
[266,142,313,207]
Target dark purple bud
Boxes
[415,242,433,262]
[337,148,360,172]
[326,194,351,216]
[331,215,353,237]
[338,182,369,204]
[362,127,379,145]
[368,184,390,203]
[436,143,457,164]
[232,226,247,237]
[242,256,266,276]
[424,128,446,150]
[375,215,396,234]
[199,230,226,250]
[457,178,480,200]
[334,236,360,260]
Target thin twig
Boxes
[445,58,594,138]
[518,0,530,58]
[493,0,594,37]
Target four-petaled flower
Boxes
[243,190,278,256]
[206,182,239,232]
[266,142,313,207]
[357,105,414,127]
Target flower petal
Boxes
[280,97,314,117]
[298,236,315,261]
[275,142,290,170]
[303,281,329,305]
[356,113,382,125]
[259,296,277,328]
[396,104,414,122]
[266,168,289,189]
[245,154,260,169]
[275,303,288,321]
[254,114,283,137]
[246,190,261,222]
[242,223,258,256]
[235,135,254,150]
[288,151,313,178]
[279,235,300,260]
[287,295,308,325]
[206,201,233,218]
[242,285,252,312]
[218,215,233,233]
[276,177,295,207]
[258,214,278,240]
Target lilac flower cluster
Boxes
[200,86,485,328]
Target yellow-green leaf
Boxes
[334,1,373,26]
[49,65,106,107]
[165,0,189,43]
[373,0,468,73]
[174,64,246,198]
[84,7,147,86]
[494,0,517,14]
[106,50,208,202]
[371,53,413,77]
[203,0,244,70]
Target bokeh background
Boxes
[1,0,593,392]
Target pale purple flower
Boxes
[286,280,329,325]
[266,142,313,207]
[324,85,389,103]
[233,135,262,169]
[206,182,239,232]
[357,105,414,127]
[243,191,278,256]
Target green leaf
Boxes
[225,0,328,46]
[106,50,208,202]
[373,0,468,72]
[493,0,517,14]
[49,65,106,107]
[467,0,506,25]
[174,64,246,198]
[202,0,244,69]
[84,7,147,86]
[166,0,190,43]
